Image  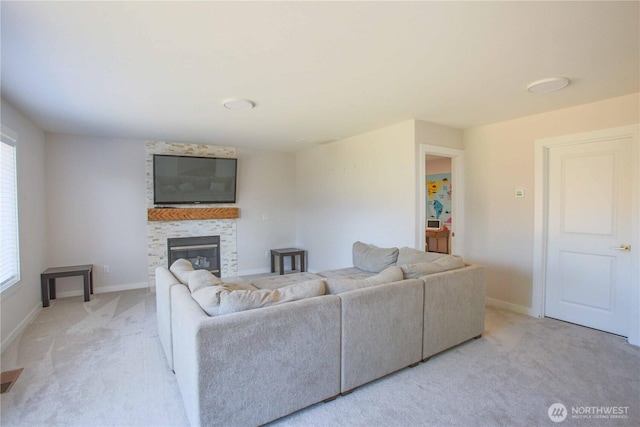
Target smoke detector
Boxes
[527,77,570,93]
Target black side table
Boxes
[41,264,94,307]
[270,248,306,275]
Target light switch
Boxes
[515,188,525,198]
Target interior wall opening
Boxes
[417,144,464,257]
[425,155,452,254]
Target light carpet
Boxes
[1,289,639,426]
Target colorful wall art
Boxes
[426,173,452,226]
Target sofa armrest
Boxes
[339,279,424,392]
[155,266,183,370]
[421,264,485,359]
[171,286,341,427]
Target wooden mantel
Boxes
[147,207,239,221]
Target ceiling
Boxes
[2,1,638,152]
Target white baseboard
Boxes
[486,297,538,318]
[55,281,149,299]
[1,301,42,354]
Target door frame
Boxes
[417,144,465,256]
[532,124,640,345]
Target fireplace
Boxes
[168,235,221,277]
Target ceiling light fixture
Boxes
[223,98,255,111]
[527,77,570,93]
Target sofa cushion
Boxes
[191,285,229,316]
[352,241,399,273]
[396,247,448,266]
[400,255,465,279]
[192,282,259,316]
[187,269,223,293]
[317,267,376,280]
[169,258,194,284]
[325,266,403,294]
[218,279,326,315]
[250,272,325,290]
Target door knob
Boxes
[610,245,631,252]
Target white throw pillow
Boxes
[217,279,326,315]
[187,269,223,293]
[325,266,403,294]
[400,255,465,279]
[169,259,194,284]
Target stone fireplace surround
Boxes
[146,141,238,287]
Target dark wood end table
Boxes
[41,264,94,307]
[270,248,306,275]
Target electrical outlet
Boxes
[103,265,110,274]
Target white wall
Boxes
[235,147,297,275]
[415,119,463,150]
[0,98,47,352]
[295,120,417,272]
[45,135,149,295]
[463,93,640,312]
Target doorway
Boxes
[533,125,639,344]
[425,155,452,253]
[417,145,464,256]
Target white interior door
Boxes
[545,136,633,336]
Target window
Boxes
[1,126,20,292]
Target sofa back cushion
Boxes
[352,241,399,273]
[169,258,194,284]
[325,266,403,294]
[400,255,465,279]
[396,247,447,266]
[187,269,223,293]
[192,282,259,316]
[217,279,326,316]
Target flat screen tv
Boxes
[153,154,237,204]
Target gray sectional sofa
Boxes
[156,242,485,427]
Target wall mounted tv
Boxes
[153,154,238,204]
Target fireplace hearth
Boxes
[168,235,221,277]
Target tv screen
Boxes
[153,155,237,204]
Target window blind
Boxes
[1,126,20,291]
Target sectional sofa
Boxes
[156,242,485,427]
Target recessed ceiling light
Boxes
[527,77,570,93]
[223,99,255,111]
